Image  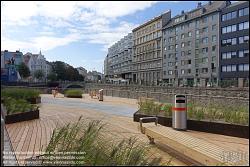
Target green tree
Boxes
[34,70,44,81]
[47,72,57,81]
[18,62,30,78]
[50,61,85,81]
[51,61,67,80]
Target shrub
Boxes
[64,89,83,98]
[138,99,249,126]
[1,88,40,100]
[42,117,162,166]
[3,97,38,115]
[162,103,172,117]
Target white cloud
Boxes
[1,1,158,53]
[1,33,81,53]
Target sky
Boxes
[1,1,211,73]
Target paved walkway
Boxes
[42,94,138,117]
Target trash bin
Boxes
[172,95,187,130]
[99,89,103,101]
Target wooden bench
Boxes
[139,118,248,166]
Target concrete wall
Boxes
[85,84,249,107]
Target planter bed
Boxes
[27,96,41,104]
[134,111,249,139]
[5,109,39,124]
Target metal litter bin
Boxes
[172,95,187,130]
[99,89,103,101]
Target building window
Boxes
[239,50,249,58]
[181,69,185,74]
[202,57,208,63]
[168,70,173,75]
[164,71,166,75]
[181,60,185,65]
[222,52,236,59]
[187,50,191,55]
[175,44,178,49]
[202,47,208,54]
[212,35,217,42]
[211,14,217,20]
[181,34,185,39]
[239,7,249,17]
[212,24,216,31]
[202,37,208,44]
[188,32,192,37]
[202,17,208,23]
[222,24,237,34]
[212,56,216,61]
[202,27,208,33]
[181,51,185,56]
[222,11,237,21]
[239,64,249,71]
[239,35,249,44]
[169,37,173,42]
[196,30,199,35]
[202,68,208,73]
[181,42,185,48]
[222,65,237,72]
[222,38,237,46]
[239,21,249,30]
[212,45,216,52]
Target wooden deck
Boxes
[5,106,81,165]
[5,95,249,166]
[141,123,249,166]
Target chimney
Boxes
[209,1,212,5]
[181,10,185,14]
[197,2,202,8]
[226,1,231,6]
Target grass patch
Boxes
[41,117,162,166]
[64,89,83,98]
[138,99,249,126]
[2,97,38,115]
[1,88,41,100]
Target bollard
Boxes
[172,95,187,130]
[99,89,103,101]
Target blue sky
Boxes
[2,1,209,73]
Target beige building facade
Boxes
[131,11,171,85]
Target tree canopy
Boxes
[34,69,45,81]
[50,61,84,81]
[18,62,30,78]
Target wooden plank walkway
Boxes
[5,95,249,166]
[142,123,249,166]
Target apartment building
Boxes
[220,1,249,87]
[132,11,171,85]
[162,1,228,87]
[24,50,52,81]
[105,33,133,82]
